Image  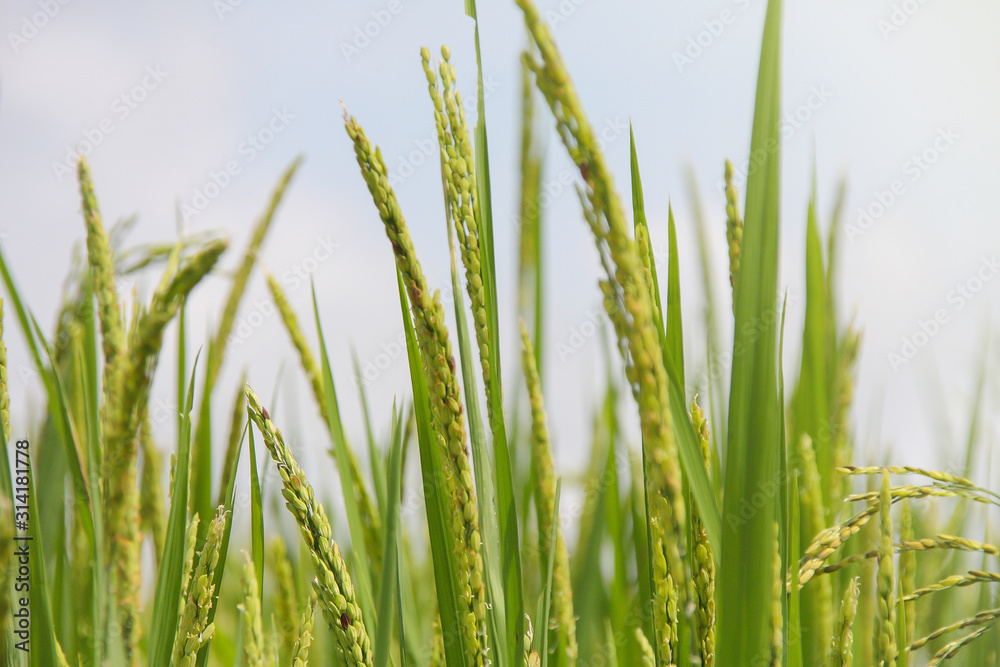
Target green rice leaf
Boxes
[716,0,785,663]
[666,205,685,385]
[26,459,66,667]
[794,202,830,503]
[446,220,508,666]
[465,0,525,655]
[310,282,376,629]
[374,403,405,667]
[194,419,245,667]
[396,269,468,667]
[147,349,201,666]
[247,413,264,603]
[537,479,562,667]
[353,349,388,522]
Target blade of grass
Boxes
[311,282,376,630]
[683,166,725,449]
[75,311,106,667]
[0,247,44,376]
[353,349,387,521]
[794,202,830,503]
[374,402,404,667]
[395,269,468,667]
[247,415,264,603]
[537,479,562,667]
[25,455,67,667]
[631,130,720,552]
[464,3,525,657]
[629,126,668,371]
[194,420,246,667]
[666,205,685,385]
[147,349,201,666]
[31,318,94,548]
[716,0,784,664]
[605,432,628,665]
[446,219,508,666]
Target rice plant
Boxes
[0,1,996,666]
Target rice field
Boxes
[0,0,997,665]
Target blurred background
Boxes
[1,0,998,493]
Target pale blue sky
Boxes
[1,0,998,494]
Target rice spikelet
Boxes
[796,435,834,660]
[520,322,577,665]
[104,238,226,651]
[239,554,267,667]
[635,627,656,667]
[344,110,486,664]
[245,387,373,666]
[724,159,743,300]
[171,508,227,666]
[875,471,897,666]
[925,624,996,666]
[515,4,687,637]
[899,502,916,644]
[909,608,1000,653]
[421,46,496,417]
[291,592,317,667]
[271,538,300,661]
[828,577,860,667]
[690,398,715,667]
[77,157,125,372]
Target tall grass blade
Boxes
[247,416,264,603]
[373,403,404,667]
[795,202,830,502]
[26,459,68,667]
[148,350,200,666]
[537,479,562,667]
[464,1,525,654]
[716,0,784,664]
[195,420,244,667]
[631,123,721,552]
[395,270,468,667]
[311,283,376,629]
[665,206,685,385]
[447,222,508,666]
